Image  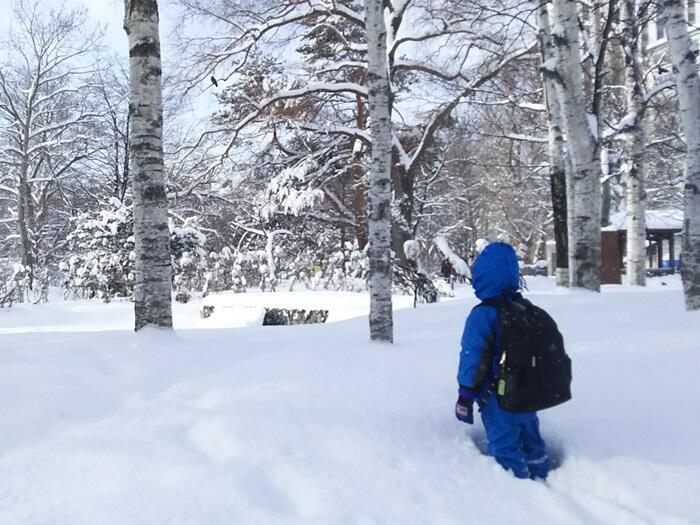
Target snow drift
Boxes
[0,277,698,524]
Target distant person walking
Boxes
[441,258,454,288]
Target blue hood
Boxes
[471,242,520,300]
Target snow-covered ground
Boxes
[0,288,417,334]
[0,276,698,524]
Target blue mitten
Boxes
[455,386,477,424]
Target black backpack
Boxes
[481,294,572,413]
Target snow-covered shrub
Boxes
[0,262,50,306]
[285,248,316,291]
[314,250,346,290]
[12,264,33,303]
[304,244,368,292]
[0,262,28,307]
[61,198,134,301]
[204,232,368,294]
[236,248,270,291]
[34,267,49,304]
[393,264,439,304]
[203,246,276,294]
[228,250,252,292]
[203,247,237,294]
[61,200,208,302]
[345,248,369,287]
[0,263,10,307]
[433,278,455,298]
[496,231,511,244]
[171,221,207,303]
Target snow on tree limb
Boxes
[433,236,470,277]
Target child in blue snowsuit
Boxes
[455,242,550,479]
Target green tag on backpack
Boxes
[497,379,506,396]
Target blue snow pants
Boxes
[480,394,549,479]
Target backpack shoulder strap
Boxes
[510,293,529,311]
[478,298,505,308]
[479,294,526,309]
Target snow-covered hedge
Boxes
[1,263,29,307]
[59,201,456,301]
[60,199,208,302]
[61,199,135,302]
[171,221,207,303]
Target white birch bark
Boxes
[661,0,700,309]
[124,0,173,329]
[621,0,647,286]
[364,0,393,342]
[538,2,569,287]
[552,0,602,291]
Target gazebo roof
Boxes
[602,209,683,232]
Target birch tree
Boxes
[552,0,602,291]
[620,0,647,286]
[364,0,393,342]
[660,0,700,309]
[124,0,173,329]
[538,1,569,286]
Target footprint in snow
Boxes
[187,416,240,462]
[238,466,326,517]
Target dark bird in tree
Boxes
[657,65,669,74]
[210,76,219,87]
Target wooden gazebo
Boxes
[601,209,683,284]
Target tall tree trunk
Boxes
[352,88,368,250]
[365,0,393,342]
[16,175,34,282]
[537,1,569,286]
[124,0,173,330]
[621,0,647,286]
[662,0,700,309]
[552,0,602,291]
[16,114,35,288]
[601,148,612,227]
[601,178,612,226]
[117,112,131,202]
[391,160,414,265]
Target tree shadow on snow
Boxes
[470,429,566,471]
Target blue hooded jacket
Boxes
[458,242,520,390]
